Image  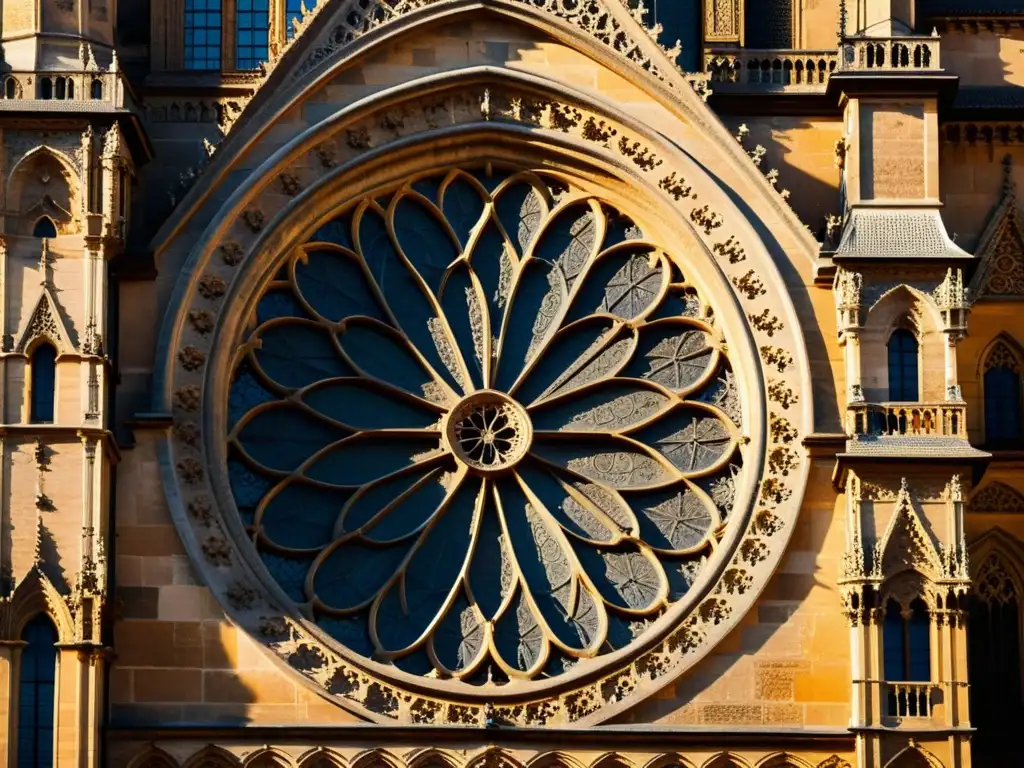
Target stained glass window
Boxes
[184,0,222,71]
[887,328,919,401]
[17,615,57,768]
[30,344,56,424]
[236,0,270,70]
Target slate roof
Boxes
[843,436,989,458]
[835,208,973,261]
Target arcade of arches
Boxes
[0,0,1022,767]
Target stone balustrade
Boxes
[842,35,942,72]
[704,34,941,93]
[847,402,967,438]
[704,50,838,92]
[884,682,938,721]
[0,70,131,110]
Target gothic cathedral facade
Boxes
[0,0,1021,766]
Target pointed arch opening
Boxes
[90,79,103,100]
[39,78,53,101]
[887,328,920,402]
[5,78,17,99]
[981,337,1023,449]
[32,217,57,239]
[17,614,57,768]
[968,540,1024,760]
[30,343,57,424]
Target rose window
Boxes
[227,167,745,684]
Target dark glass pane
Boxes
[887,329,919,401]
[17,615,57,768]
[883,599,906,680]
[32,218,57,238]
[985,367,1022,446]
[907,599,931,681]
[30,344,56,424]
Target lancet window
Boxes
[16,615,57,768]
[883,597,930,682]
[969,552,1023,758]
[30,344,57,424]
[887,328,920,401]
[983,341,1023,448]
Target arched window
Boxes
[970,552,1023,759]
[984,342,1023,448]
[54,79,65,100]
[5,78,16,99]
[236,0,270,70]
[883,597,930,681]
[184,0,222,70]
[39,78,52,100]
[17,615,57,768]
[90,79,102,100]
[32,217,57,239]
[30,344,56,424]
[888,328,919,401]
[65,78,74,100]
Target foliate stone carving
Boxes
[188,497,214,526]
[177,458,204,485]
[971,159,1024,298]
[242,209,265,233]
[173,385,201,412]
[713,236,746,264]
[971,481,1024,513]
[188,309,215,335]
[732,270,766,300]
[220,241,245,266]
[202,536,232,566]
[279,173,303,197]
[198,274,228,300]
[178,346,206,372]
[749,309,784,337]
[759,346,793,373]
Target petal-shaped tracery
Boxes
[227,165,747,686]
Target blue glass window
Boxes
[286,0,320,40]
[985,365,1022,447]
[184,0,222,70]
[30,344,56,424]
[884,598,930,681]
[17,615,57,768]
[237,0,270,70]
[887,329,919,401]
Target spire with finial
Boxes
[837,0,848,45]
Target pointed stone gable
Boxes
[970,166,1024,299]
[877,480,942,579]
[15,286,76,354]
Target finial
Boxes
[1003,154,1015,198]
[837,0,848,45]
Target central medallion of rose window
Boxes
[446,392,531,473]
[227,167,745,686]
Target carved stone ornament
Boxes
[971,159,1024,298]
[971,481,1024,513]
[16,288,74,354]
[160,88,813,725]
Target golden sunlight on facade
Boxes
[0,0,1020,766]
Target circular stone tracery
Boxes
[226,166,749,690]
[446,392,532,473]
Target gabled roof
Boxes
[834,207,972,262]
[970,159,1024,300]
